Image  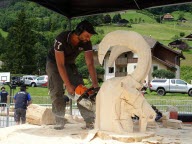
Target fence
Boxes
[0,103,15,128]
[1,96,192,128]
[147,99,192,114]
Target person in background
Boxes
[141,80,148,95]
[0,87,9,111]
[46,20,99,130]
[14,85,32,125]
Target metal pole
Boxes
[6,104,9,127]
[68,19,73,115]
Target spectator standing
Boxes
[0,87,9,111]
[14,85,32,125]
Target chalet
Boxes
[162,13,174,21]
[93,36,185,83]
[168,40,188,50]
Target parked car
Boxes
[149,79,192,96]
[11,76,24,86]
[36,75,48,87]
[22,75,38,87]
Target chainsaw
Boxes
[69,84,100,111]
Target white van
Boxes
[22,75,38,87]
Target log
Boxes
[26,104,55,125]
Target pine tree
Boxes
[2,10,37,74]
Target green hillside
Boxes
[117,10,156,23]
[171,11,192,21]
[97,23,192,45]
[0,1,191,81]
[182,50,192,66]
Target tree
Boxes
[134,18,138,24]
[180,32,185,37]
[0,33,6,54]
[83,15,104,26]
[178,13,185,21]
[129,19,133,24]
[103,14,111,24]
[0,15,14,31]
[118,19,129,26]
[33,42,48,74]
[76,53,105,79]
[112,14,121,23]
[152,69,175,79]
[138,17,142,23]
[1,10,37,74]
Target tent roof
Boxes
[27,0,192,19]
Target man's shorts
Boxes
[14,108,26,122]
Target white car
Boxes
[22,75,38,87]
[36,75,48,87]
[149,79,192,96]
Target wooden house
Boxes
[168,40,188,50]
[162,13,174,21]
[93,36,185,83]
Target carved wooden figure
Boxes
[95,30,156,134]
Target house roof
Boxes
[27,0,192,19]
[168,40,188,51]
[143,35,157,48]
[163,13,174,19]
[184,34,192,39]
[168,39,186,45]
[180,34,192,40]
[152,56,176,70]
[158,42,185,59]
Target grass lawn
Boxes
[181,49,192,66]
[145,90,192,100]
[4,85,192,100]
[2,83,191,97]
[3,85,191,112]
[3,85,49,97]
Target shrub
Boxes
[180,32,185,37]
[152,69,175,79]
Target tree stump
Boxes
[26,104,55,125]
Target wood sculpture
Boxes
[95,30,156,134]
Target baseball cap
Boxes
[1,86,5,90]
[76,20,97,35]
[20,84,27,90]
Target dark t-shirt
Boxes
[0,91,8,102]
[47,31,92,64]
